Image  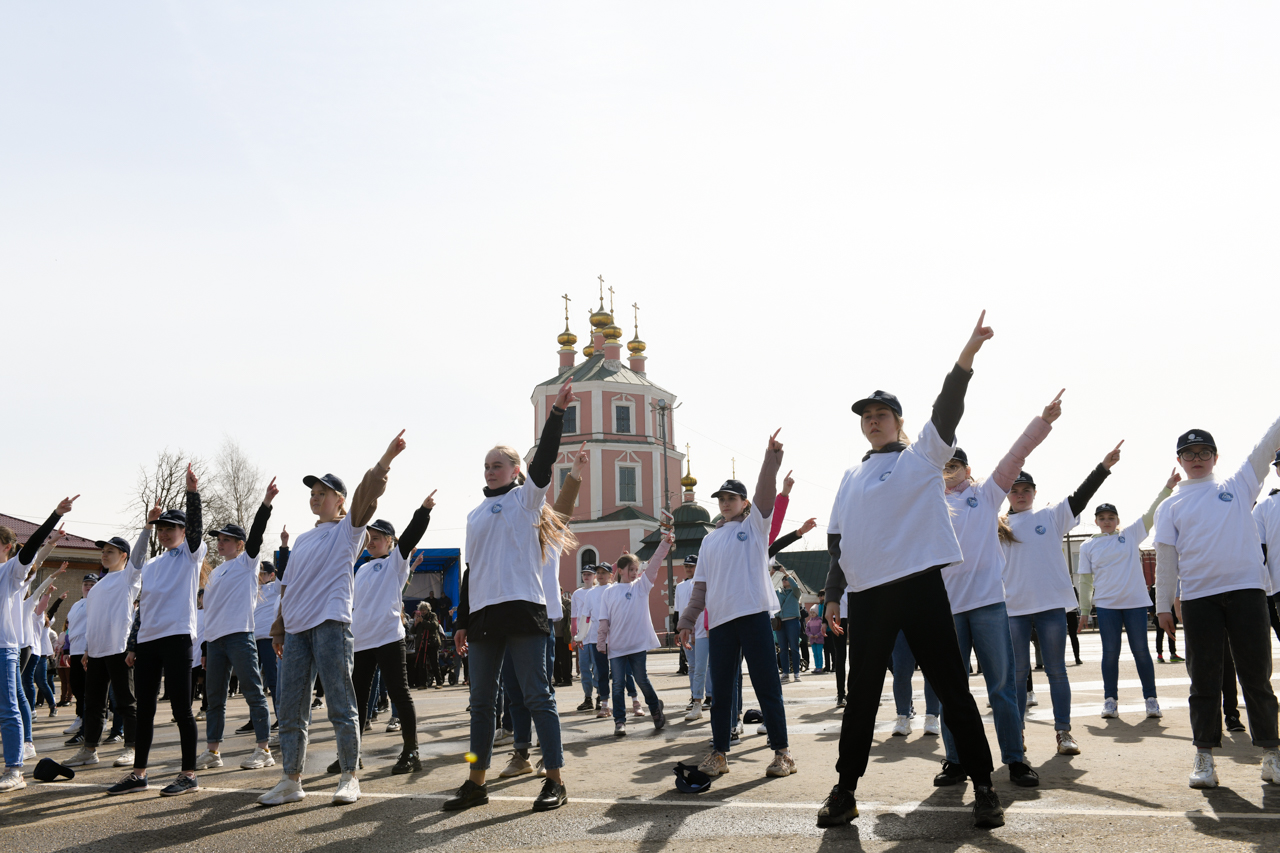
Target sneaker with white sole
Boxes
[1026,692,1039,707]
[64,747,100,767]
[729,727,742,747]
[241,747,275,770]
[596,705,611,719]
[1056,731,1081,755]
[1146,698,1163,719]
[535,759,546,778]
[1189,752,1218,788]
[106,772,149,795]
[697,750,729,776]
[23,742,36,761]
[0,767,25,793]
[766,750,796,777]
[268,731,280,746]
[1262,750,1280,784]
[333,772,360,805]
[258,776,305,805]
[632,699,645,717]
[499,751,533,777]
[923,715,941,735]
[63,717,82,735]
[756,723,768,735]
[492,728,514,746]
[160,773,200,796]
[892,715,911,737]
[685,706,703,722]
[1101,698,1119,718]
[194,750,224,770]
[615,721,627,737]
[113,747,135,767]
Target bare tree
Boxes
[209,437,265,531]
[130,449,214,560]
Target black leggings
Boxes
[827,620,848,700]
[134,635,198,772]
[83,653,136,748]
[1066,609,1082,662]
[353,639,417,751]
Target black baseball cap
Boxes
[950,448,969,466]
[259,561,276,574]
[1273,450,1280,467]
[152,509,187,528]
[673,761,712,794]
[1013,471,1036,488]
[683,554,698,566]
[580,565,596,575]
[1094,503,1119,516]
[595,562,614,574]
[711,479,748,500]
[368,519,397,537]
[32,757,75,783]
[1176,429,1217,453]
[95,536,131,554]
[851,390,903,417]
[82,573,99,585]
[303,473,348,497]
[208,523,247,541]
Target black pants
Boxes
[1155,610,1178,656]
[839,569,993,789]
[69,655,87,720]
[134,635,198,772]
[827,620,848,700]
[1066,609,1081,662]
[82,653,136,748]
[1270,593,1280,646]
[1222,641,1241,717]
[1183,588,1279,749]
[554,636,573,684]
[354,639,417,751]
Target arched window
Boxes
[580,548,598,572]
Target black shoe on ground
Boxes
[443,779,489,811]
[327,757,364,773]
[271,720,279,731]
[311,698,323,709]
[106,773,150,796]
[933,760,968,787]
[653,699,666,731]
[235,720,255,735]
[104,734,123,745]
[576,698,593,712]
[836,696,847,709]
[1225,715,1246,732]
[816,784,858,826]
[1009,761,1039,787]
[391,750,421,775]
[972,785,1005,828]
[595,698,602,711]
[160,773,200,797]
[65,733,84,746]
[532,778,568,812]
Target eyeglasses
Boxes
[1178,449,1215,462]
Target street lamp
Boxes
[650,397,682,635]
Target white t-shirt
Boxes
[465,480,552,614]
[828,421,963,592]
[1154,463,1269,602]
[0,555,32,649]
[941,478,1009,614]
[1002,499,1080,617]
[542,546,565,621]
[1078,518,1155,610]
[253,581,281,641]
[84,564,143,658]
[570,585,594,639]
[580,583,610,644]
[138,539,208,644]
[601,573,659,658]
[36,618,54,656]
[280,515,366,634]
[693,506,776,631]
[674,578,708,640]
[1253,492,1280,595]
[66,598,88,656]
[352,548,411,653]
[202,549,263,643]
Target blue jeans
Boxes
[468,632,562,771]
[709,611,787,753]
[1,648,23,768]
[580,642,597,700]
[611,652,661,724]
[256,637,279,719]
[812,642,824,671]
[592,644,636,706]
[689,636,710,700]
[780,618,802,676]
[279,620,360,776]
[17,649,31,741]
[942,601,1024,766]
[205,631,271,743]
[1096,606,1157,700]
[892,631,939,716]
[1009,608,1072,731]
[501,636,557,750]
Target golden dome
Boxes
[603,321,623,342]
[680,448,697,490]
[627,335,646,355]
[589,299,612,331]
[557,321,577,349]
[582,341,595,358]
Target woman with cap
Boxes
[1077,472,1180,721]
[348,488,436,775]
[930,391,1062,789]
[192,478,279,773]
[1003,442,1122,758]
[443,378,577,813]
[0,494,76,793]
[1154,420,1280,788]
[677,429,795,780]
[257,431,407,807]
[819,312,1003,829]
[107,465,207,797]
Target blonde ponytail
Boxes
[537,506,578,562]
[997,514,1019,545]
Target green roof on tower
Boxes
[537,351,674,395]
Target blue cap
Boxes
[579,565,596,575]
[951,448,969,466]
[82,573,99,585]
[208,523,247,541]
[851,390,903,417]
[1013,471,1035,488]
[368,519,396,537]
[152,509,187,528]
[1095,503,1118,516]
[595,562,614,574]
[711,479,748,500]
[94,536,131,554]
[673,761,712,794]
[1273,450,1280,466]
[260,562,276,574]
[1176,429,1217,453]
[303,473,348,498]
[683,554,698,566]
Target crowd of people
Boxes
[2,312,1280,830]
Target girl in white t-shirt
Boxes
[819,312,1003,830]
[350,489,435,776]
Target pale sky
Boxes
[3,3,1278,558]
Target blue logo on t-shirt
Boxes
[491,504,503,514]
[967,496,979,508]
[736,531,748,541]
[1220,492,1234,502]
[1118,536,1126,544]
[1035,525,1046,535]
[879,472,891,481]
[371,561,384,573]
[625,591,632,600]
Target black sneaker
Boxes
[442,779,489,811]
[1009,761,1039,788]
[653,700,666,732]
[65,733,84,746]
[104,734,124,745]
[311,698,323,709]
[594,698,602,711]
[816,784,858,826]
[933,760,968,787]
[106,773,150,796]
[576,698,594,712]
[160,774,200,797]
[532,778,567,812]
[326,757,364,774]
[391,750,421,775]
[235,720,255,734]
[1226,715,1247,732]
[972,785,1005,828]
[271,720,279,731]
[836,696,847,709]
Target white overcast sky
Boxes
[3,3,1278,556]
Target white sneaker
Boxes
[64,747,100,767]
[1101,698,1119,718]
[535,758,546,778]
[892,715,911,737]
[268,731,280,746]
[114,747,136,767]
[1262,750,1280,784]
[614,721,627,737]
[23,742,36,760]
[756,723,768,735]
[1189,752,1218,788]
[1145,698,1163,719]
[632,699,646,717]
[923,715,941,735]
[333,772,360,805]
[596,706,611,719]
[1056,731,1081,756]
[0,767,25,792]
[258,776,305,805]
[685,706,703,722]
[729,727,742,746]
[194,750,224,770]
[63,716,82,735]
[241,747,275,770]
[493,728,514,746]
[1027,692,1039,707]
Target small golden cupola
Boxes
[557,294,578,351]
[680,445,697,491]
[602,286,623,342]
[627,302,646,357]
